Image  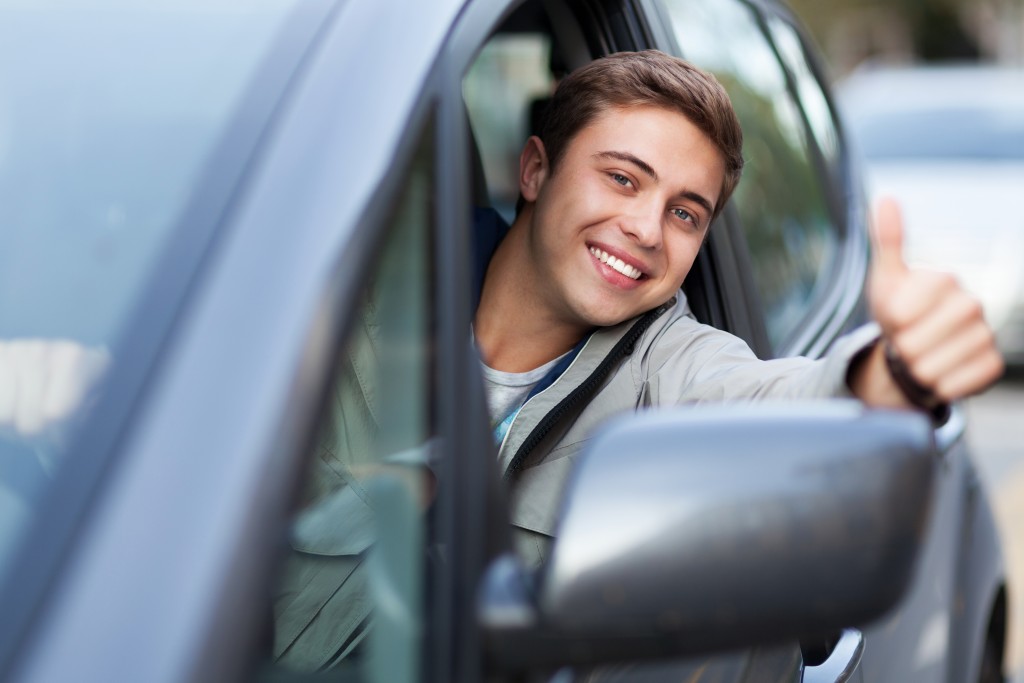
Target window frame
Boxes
[636,0,870,359]
[270,107,442,679]
[748,0,871,358]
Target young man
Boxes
[472,50,1003,563]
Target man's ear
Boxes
[519,135,549,203]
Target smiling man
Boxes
[476,103,726,368]
[471,51,1003,562]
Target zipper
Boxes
[496,336,594,457]
[502,300,674,480]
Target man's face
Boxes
[519,104,726,329]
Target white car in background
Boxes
[838,65,1024,365]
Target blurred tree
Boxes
[786,0,1006,75]
[909,0,980,59]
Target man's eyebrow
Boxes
[594,151,658,181]
[678,190,716,220]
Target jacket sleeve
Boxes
[638,301,881,406]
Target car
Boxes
[0,1,1006,682]
[837,64,1024,366]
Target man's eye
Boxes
[672,207,696,224]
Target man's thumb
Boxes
[872,197,908,281]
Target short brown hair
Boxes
[538,50,743,219]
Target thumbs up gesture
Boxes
[851,198,1004,410]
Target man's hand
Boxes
[0,339,110,437]
[850,198,1004,410]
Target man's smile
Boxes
[588,245,644,280]
[586,242,652,291]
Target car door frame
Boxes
[748,0,873,359]
[633,0,872,362]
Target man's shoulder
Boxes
[636,293,725,345]
[625,292,758,371]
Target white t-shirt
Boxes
[481,352,568,443]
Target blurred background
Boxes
[788,2,1024,680]
[790,0,1024,73]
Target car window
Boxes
[463,32,561,222]
[657,0,842,352]
[0,0,313,584]
[265,123,435,682]
[0,1,299,345]
[764,15,841,175]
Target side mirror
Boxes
[482,402,935,670]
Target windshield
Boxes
[854,106,1024,161]
[0,0,313,575]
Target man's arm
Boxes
[849,199,1004,411]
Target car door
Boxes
[0,1,487,682]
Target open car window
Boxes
[462,1,593,223]
[464,33,560,222]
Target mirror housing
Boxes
[482,402,935,670]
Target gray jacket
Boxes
[500,294,878,566]
[273,291,879,668]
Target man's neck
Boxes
[474,213,589,373]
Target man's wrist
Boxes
[882,342,950,423]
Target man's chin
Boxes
[578,305,651,329]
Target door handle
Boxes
[934,402,966,454]
[802,629,864,683]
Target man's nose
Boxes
[620,204,663,250]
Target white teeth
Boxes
[589,246,642,280]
